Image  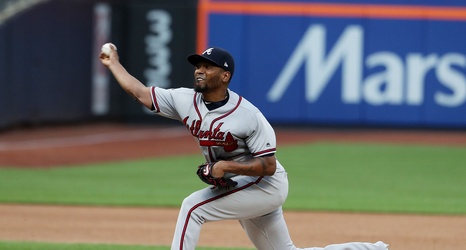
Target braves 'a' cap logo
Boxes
[203,48,214,55]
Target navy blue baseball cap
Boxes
[187,47,235,77]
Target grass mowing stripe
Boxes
[0,155,205,207]
[0,143,465,214]
[0,241,253,250]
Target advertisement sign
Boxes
[200,0,466,127]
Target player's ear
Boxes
[222,71,231,83]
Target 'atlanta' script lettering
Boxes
[183,117,238,152]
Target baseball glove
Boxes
[197,162,238,188]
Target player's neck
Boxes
[203,91,230,110]
[202,90,228,103]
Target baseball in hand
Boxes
[101,43,117,56]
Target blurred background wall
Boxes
[0,0,197,129]
[0,0,465,130]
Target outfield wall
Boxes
[0,1,95,127]
[0,0,197,128]
[203,0,466,128]
[1,0,465,129]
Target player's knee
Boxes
[180,196,206,225]
[181,193,198,209]
[180,194,202,215]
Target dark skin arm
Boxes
[211,155,277,178]
[99,44,153,109]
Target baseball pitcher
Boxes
[100,44,389,250]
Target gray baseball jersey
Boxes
[150,86,388,250]
[151,87,285,173]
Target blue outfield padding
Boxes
[202,0,466,128]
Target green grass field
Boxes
[1,142,465,249]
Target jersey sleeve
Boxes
[150,86,192,121]
[245,112,277,157]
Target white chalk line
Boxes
[0,127,189,152]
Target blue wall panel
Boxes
[207,0,466,128]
